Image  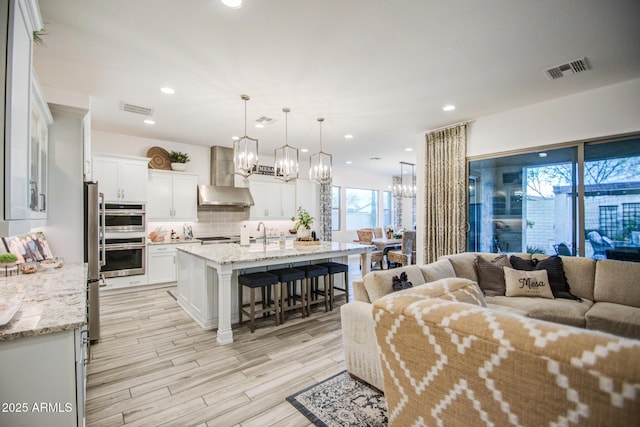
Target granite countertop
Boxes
[148,238,201,245]
[178,241,371,264]
[0,263,87,342]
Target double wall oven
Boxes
[101,203,146,278]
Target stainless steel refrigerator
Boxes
[84,182,104,343]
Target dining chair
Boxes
[387,231,416,268]
[356,229,384,269]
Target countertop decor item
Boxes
[147,146,172,170]
[291,206,314,240]
[0,252,18,267]
[168,150,190,171]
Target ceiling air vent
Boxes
[544,57,591,80]
[120,101,154,116]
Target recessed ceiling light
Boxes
[254,123,264,128]
[344,134,354,139]
[221,0,242,8]
[231,136,240,141]
[442,104,456,111]
[404,147,413,152]
[144,119,155,125]
[346,161,352,164]
[160,87,175,95]
[300,148,309,153]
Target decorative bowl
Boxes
[40,259,60,270]
[20,262,39,274]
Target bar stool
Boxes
[237,271,280,333]
[296,264,330,315]
[316,262,349,310]
[270,267,306,323]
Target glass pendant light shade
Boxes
[274,108,299,182]
[393,161,416,198]
[234,95,259,178]
[309,118,333,184]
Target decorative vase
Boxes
[171,162,187,171]
[297,227,311,239]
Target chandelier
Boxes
[233,95,259,178]
[393,161,416,198]
[274,107,299,182]
[309,118,332,184]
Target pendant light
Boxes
[274,107,299,182]
[233,95,259,178]
[309,118,332,184]
[393,162,416,198]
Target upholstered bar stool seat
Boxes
[238,271,280,333]
[296,264,329,315]
[270,268,306,323]
[316,261,349,310]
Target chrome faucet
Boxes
[257,222,266,247]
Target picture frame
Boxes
[2,231,54,264]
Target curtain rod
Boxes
[425,120,473,134]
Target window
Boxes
[346,188,379,229]
[383,191,392,228]
[331,186,340,231]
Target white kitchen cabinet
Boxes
[249,180,296,219]
[3,0,41,220]
[148,242,194,284]
[295,178,320,220]
[28,75,52,219]
[92,154,148,202]
[147,170,197,221]
[0,327,87,427]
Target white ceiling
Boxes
[34,0,640,175]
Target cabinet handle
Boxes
[121,188,125,199]
[40,193,46,212]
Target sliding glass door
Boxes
[468,135,640,259]
[468,147,577,255]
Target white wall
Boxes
[467,77,640,157]
[331,167,394,243]
[41,107,87,263]
[416,77,640,264]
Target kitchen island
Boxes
[176,241,372,344]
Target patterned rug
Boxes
[286,370,387,426]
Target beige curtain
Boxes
[423,123,467,263]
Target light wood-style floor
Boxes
[86,255,364,426]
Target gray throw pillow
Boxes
[473,254,512,296]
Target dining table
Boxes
[371,237,402,251]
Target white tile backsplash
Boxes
[148,207,298,239]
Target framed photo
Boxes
[2,231,54,264]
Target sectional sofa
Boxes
[341,252,640,390]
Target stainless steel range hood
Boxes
[198,146,254,207]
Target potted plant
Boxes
[0,253,18,268]
[291,207,314,240]
[168,151,190,171]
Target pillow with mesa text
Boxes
[473,254,511,296]
[504,266,554,299]
[509,255,580,300]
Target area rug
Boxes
[286,370,387,426]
